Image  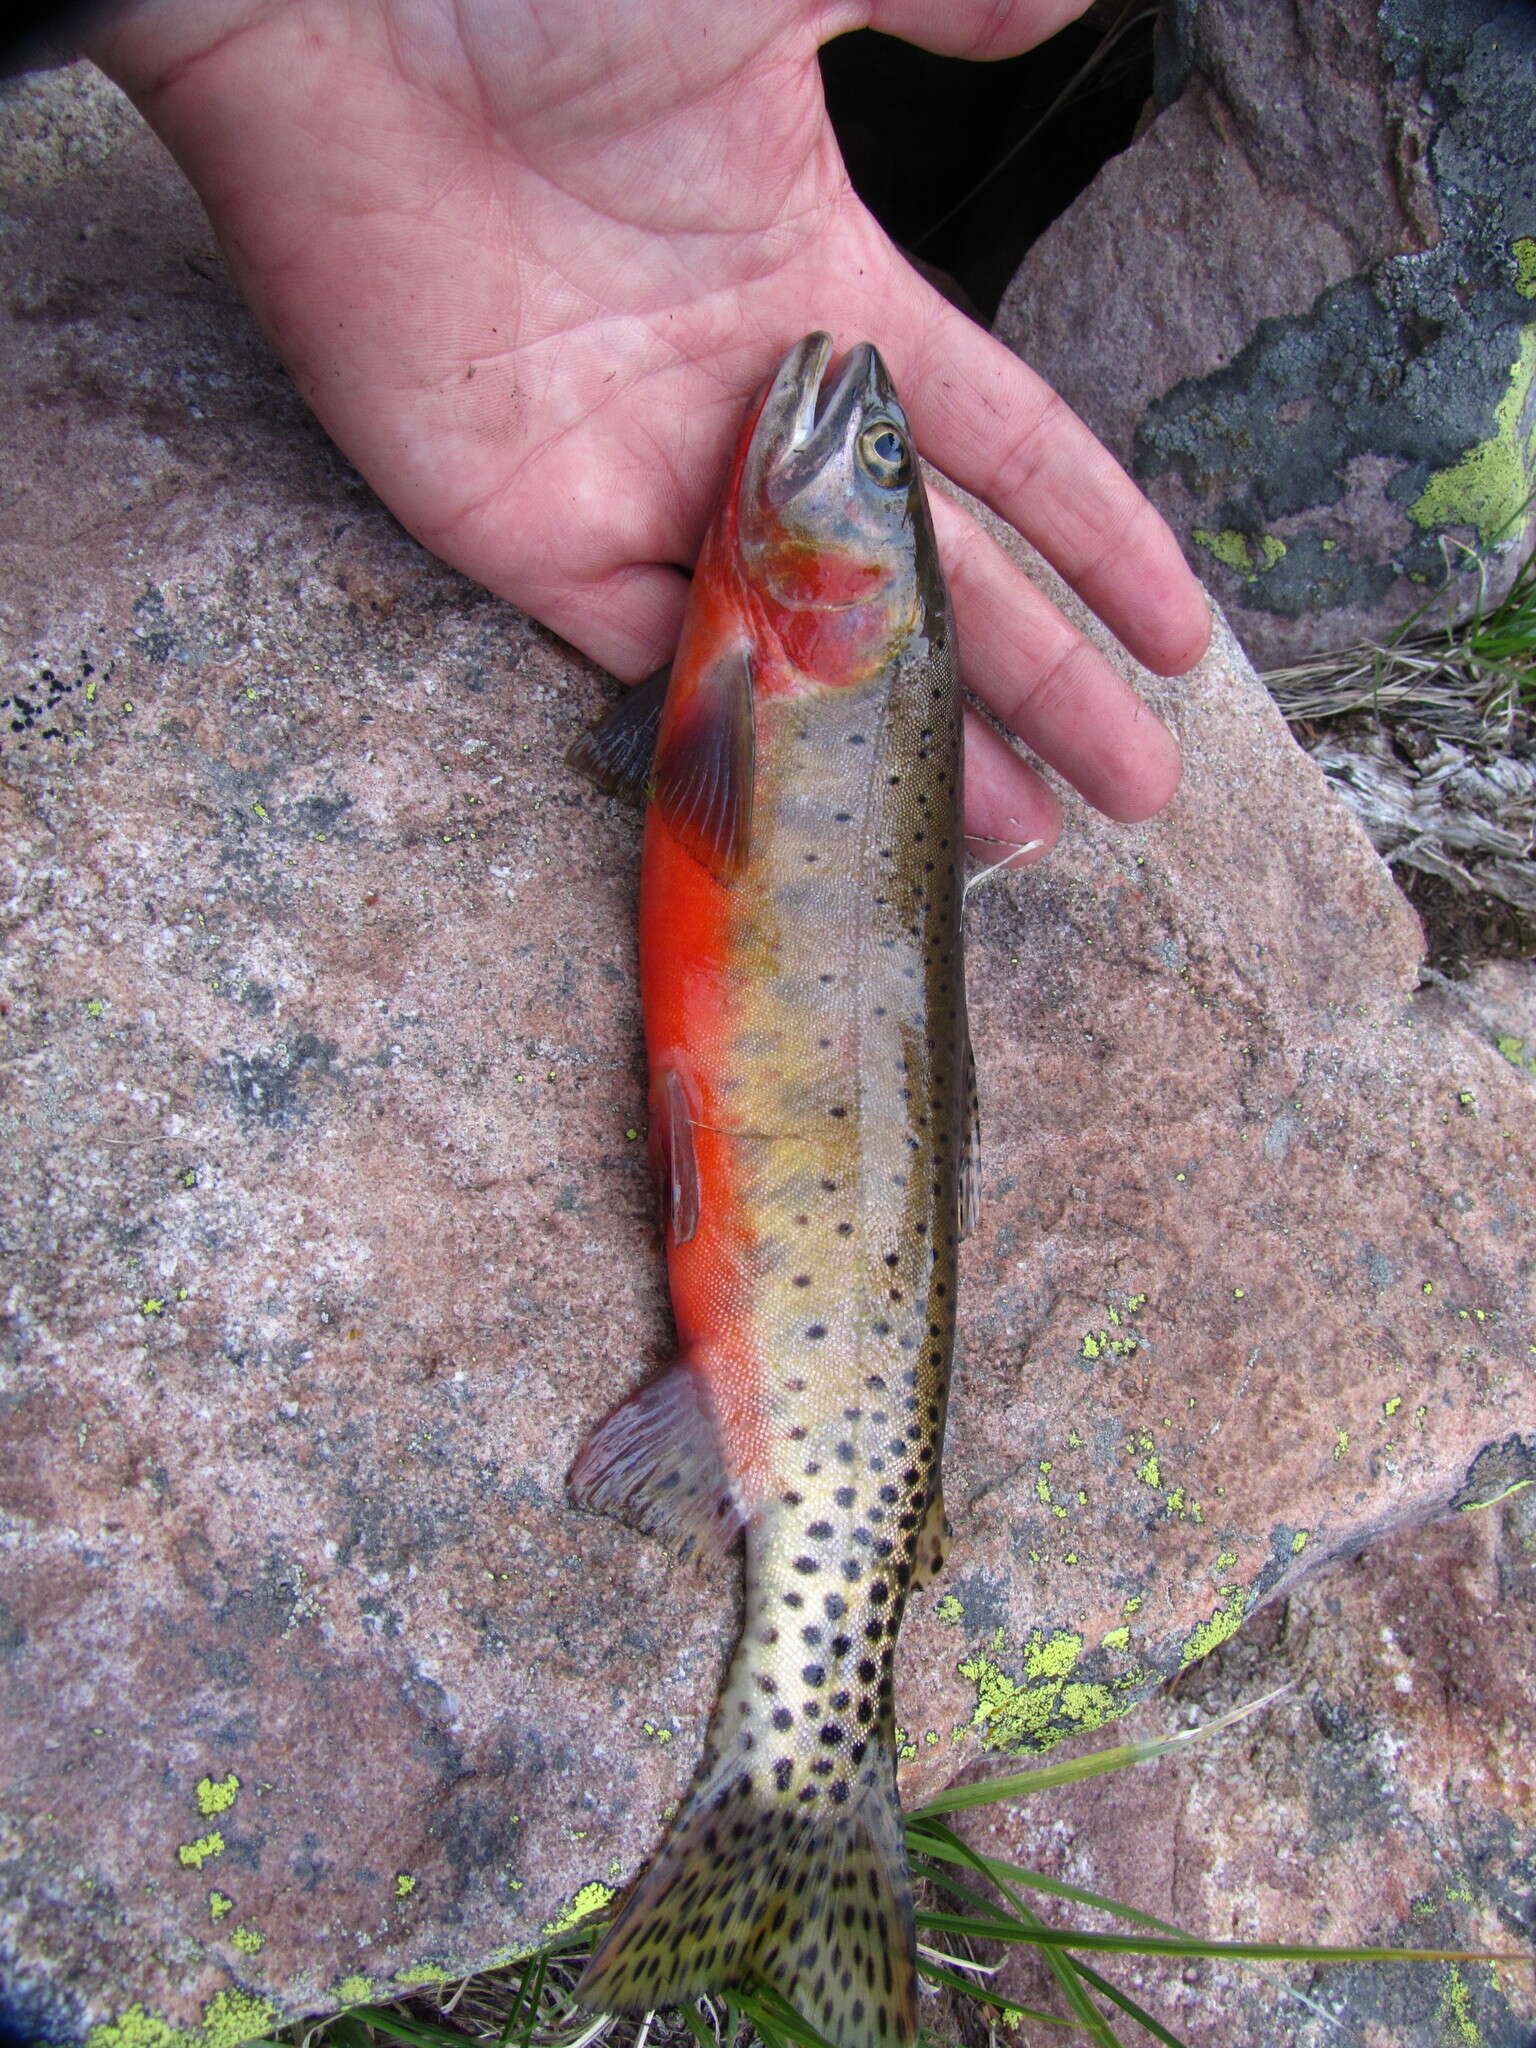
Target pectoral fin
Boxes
[910,1483,951,1590]
[653,1066,700,1246]
[653,643,754,877]
[567,665,671,805]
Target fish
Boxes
[566,330,974,2048]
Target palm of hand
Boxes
[90,0,1208,850]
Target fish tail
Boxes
[575,1682,916,2048]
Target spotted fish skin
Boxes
[569,333,968,2048]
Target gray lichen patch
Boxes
[1135,0,1536,635]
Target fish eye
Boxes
[857,422,911,488]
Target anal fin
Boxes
[568,1362,741,1562]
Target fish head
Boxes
[731,332,946,689]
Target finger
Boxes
[962,707,1062,863]
[899,300,1211,678]
[932,489,1181,822]
[498,560,690,683]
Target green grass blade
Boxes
[343,2010,475,2046]
[676,2002,719,2048]
[1034,1945,1122,2046]
[908,1689,1290,1816]
[731,1985,836,2048]
[321,2024,377,2048]
[1070,1959,1193,2048]
[910,1830,1184,1937]
[500,1947,549,2045]
[915,1959,1074,2026]
[916,1914,1528,1966]
[909,1847,1036,1925]
[915,1812,1125,2046]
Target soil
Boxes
[1400,867,1536,978]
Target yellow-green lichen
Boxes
[1136,1455,1161,1489]
[958,1630,1102,1753]
[1181,1586,1249,1668]
[1496,1035,1536,1072]
[1058,1682,1116,1729]
[1192,528,1287,579]
[195,1774,240,1819]
[393,1872,416,1898]
[208,1891,233,1922]
[1410,325,1536,542]
[177,1832,224,1870]
[85,2010,185,2048]
[1440,1963,1483,2046]
[541,1881,617,1940]
[1513,237,1536,300]
[83,1991,276,2047]
[1101,1626,1131,1651]
[396,1964,453,1988]
[334,1976,375,2004]
[1024,1630,1083,1680]
[1291,1530,1309,1555]
[935,1593,963,1625]
[229,1927,263,1955]
[198,1992,279,2048]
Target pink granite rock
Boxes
[959,1485,1536,2045]
[994,0,1536,666]
[0,63,1531,2048]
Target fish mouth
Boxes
[749,332,899,503]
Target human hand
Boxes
[85,0,1209,859]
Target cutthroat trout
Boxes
[568,332,973,2048]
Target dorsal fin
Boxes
[959,1023,981,1240]
[653,643,755,877]
[567,665,671,806]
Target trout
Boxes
[568,331,974,2048]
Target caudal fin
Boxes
[575,1745,916,2048]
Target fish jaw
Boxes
[718,334,943,694]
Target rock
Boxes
[994,0,1536,667]
[958,1485,1536,2046]
[1,62,1533,2048]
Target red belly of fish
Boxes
[639,806,771,1504]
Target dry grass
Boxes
[1266,546,1536,929]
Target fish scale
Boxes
[568,333,970,2048]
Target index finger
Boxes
[897,297,1211,678]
